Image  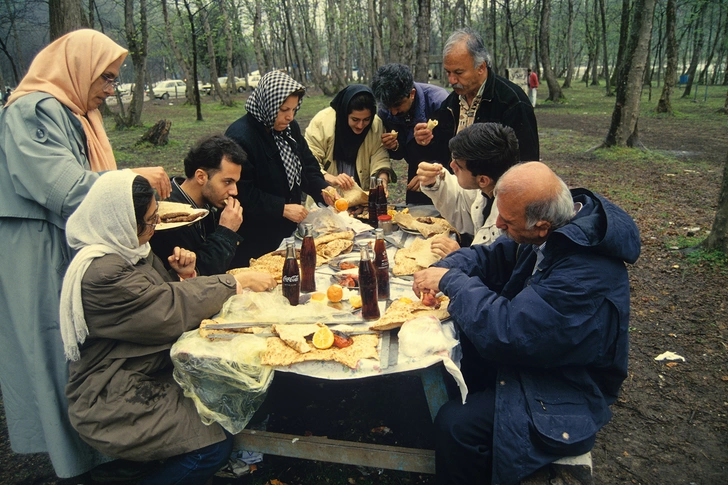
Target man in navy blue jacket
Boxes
[413,162,641,485]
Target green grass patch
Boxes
[684,249,728,273]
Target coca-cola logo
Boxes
[378,262,389,269]
[282,275,300,283]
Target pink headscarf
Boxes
[7,29,128,172]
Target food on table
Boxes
[334,198,349,212]
[312,326,335,350]
[340,183,369,208]
[420,292,440,308]
[160,211,206,224]
[260,332,379,369]
[271,323,324,354]
[315,230,355,262]
[326,284,344,303]
[332,330,354,348]
[393,212,453,238]
[233,250,290,282]
[369,296,450,331]
[198,318,267,339]
[349,295,363,309]
[339,261,357,270]
[333,273,358,288]
[426,119,439,131]
[392,238,441,276]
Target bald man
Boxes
[413,162,641,484]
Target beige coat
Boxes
[66,252,237,461]
[304,107,395,190]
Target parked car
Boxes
[152,80,187,99]
[201,76,247,95]
[246,71,261,90]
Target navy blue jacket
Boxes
[434,189,640,484]
[377,82,450,205]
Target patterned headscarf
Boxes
[59,170,151,361]
[8,29,128,172]
[245,71,305,190]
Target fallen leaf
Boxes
[721,376,728,381]
[623,451,630,457]
[348,479,357,484]
[666,362,679,367]
[668,333,677,337]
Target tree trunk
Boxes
[540,0,564,102]
[400,0,414,68]
[598,0,611,95]
[656,0,676,114]
[368,0,385,69]
[161,0,194,105]
[253,0,270,74]
[221,0,236,97]
[122,0,148,128]
[562,0,575,88]
[682,1,707,98]
[590,0,600,86]
[198,1,229,105]
[49,0,87,41]
[414,0,431,83]
[139,119,172,146]
[610,0,631,87]
[387,2,400,64]
[699,4,722,85]
[182,0,203,120]
[701,150,728,253]
[604,0,656,147]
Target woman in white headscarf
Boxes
[225,70,336,268]
[61,170,272,484]
[0,29,170,478]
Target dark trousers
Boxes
[138,430,234,485]
[435,388,496,485]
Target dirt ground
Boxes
[1,105,727,485]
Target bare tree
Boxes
[161,0,195,104]
[197,0,230,106]
[367,0,384,69]
[251,0,270,74]
[598,0,611,95]
[656,0,676,114]
[681,0,707,98]
[701,151,728,253]
[540,0,564,101]
[603,0,656,147]
[414,0,431,83]
[120,0,148,128]
[562,0,575,88]
[49,0,87,40]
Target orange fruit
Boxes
[327,284,344,303]
[334,198,349,212]
[312,326,334,349]
[350,295,363,309]
[311,292,326,302]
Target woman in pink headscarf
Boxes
[0,29,169,479]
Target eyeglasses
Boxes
[141,211,160,231]
[101,73,121,91]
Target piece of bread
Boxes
[260,333,379,369]
[369,296,450,331]
[426,119,439,131]
[393,237,441,276]
[340,183,369,207]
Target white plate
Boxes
[328,253,360,271]
[156,201,209,231]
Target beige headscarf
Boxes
[7,29,128,172]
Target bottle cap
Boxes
[377,214,392,221]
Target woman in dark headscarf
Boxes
[225,71,335,267]
[305,84,395,192]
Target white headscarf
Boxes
[59,170,151,361]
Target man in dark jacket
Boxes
[413,162,641,485]
[151,134,245,275]
[371,63,450,205]
[415,28,539,166]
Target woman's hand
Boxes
[330,173,355,190]
[283,204,308,223]
[233,271,278,293]
[381,132,399,150]
[168,247,197,278]
[130,167,172,200]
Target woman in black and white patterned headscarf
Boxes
[225,71,336,268]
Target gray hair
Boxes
[524,178,575,230]
[443,28,491,69]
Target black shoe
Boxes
[89,459,159,483]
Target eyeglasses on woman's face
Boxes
[141,210,160,232]
[101,73,121,91]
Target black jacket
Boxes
[150,177,243,275]
[431,66,540,164]
[225,114,328,267]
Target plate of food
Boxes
[156,201,209,231]
[327,253,360,271]
[331,271,359,288]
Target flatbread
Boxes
[393,213,453,238]
[244,252,288,282]
[426,119,438,131]
[317,239,354,260]
[314,230,355,245]
[260,333,379,369]
[369,296,450,331]
[340,183,368,207]
[272,323,324,354]
[393,237,441,276]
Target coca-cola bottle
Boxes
[358,243,380,320]
[282,239,300,306]
[300,223,316,293]
[373,228,390,300]
[376,177,388,217]
[368,175,378,227]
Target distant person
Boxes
[305,84,395,192]
[225,70,336,268]
[414,28,539,165]
[2,87,10,105]
[151,134,273,278]
[528,68,539,106]
[413,161,640,484]
[417,123,519,257]
[61,171,275,485]
[0,29,170,480]
[371,63,449,205]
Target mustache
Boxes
[451,83,465,90]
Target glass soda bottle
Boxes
[368,175,378,227]
[373,228,390,300]
[358,243,380,320]
[282,239,300,306]
[376,177,388,218]
[300,223,316,293]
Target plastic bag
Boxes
[171,330,274,434]
[217,290,349,323]
[398,315,459,359]
[300,206,349,236]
